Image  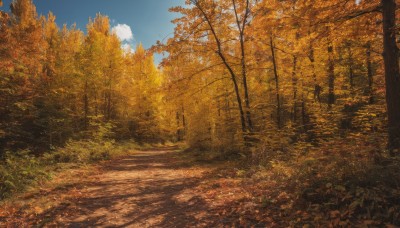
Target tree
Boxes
[232,0,253,131]
[381,0,400,154]
[127,44,162,142]
[0,0,45,152]
[168,0,258,137]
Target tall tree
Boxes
[381,0,400,154]
[269,36,282,129]
[232,0,253,131]
[191,0,248,133]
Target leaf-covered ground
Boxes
[0,147,268,227]
[1,146,399,227]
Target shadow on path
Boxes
[37,147,232,227]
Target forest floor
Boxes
[3,145,399,227]
[0,146,277,227]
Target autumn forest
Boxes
[1,0,400,226]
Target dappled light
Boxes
[1,0,400,227]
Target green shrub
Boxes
[0,150,50,200]
[45,139,118,164]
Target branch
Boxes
[333,5,382,22]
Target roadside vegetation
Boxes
[0,121,141,200]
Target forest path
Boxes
[44,147,227,227]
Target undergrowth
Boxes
[0,140,140,201]
[185,128,400,226]
[248,132,400,227]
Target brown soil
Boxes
[1,147,272,227]
[56,147,216,227]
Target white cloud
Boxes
[122,43,134,54]
[112,24,133,42]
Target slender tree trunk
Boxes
[301,93,308,132]
[309,43,321,103]
[292,56,298,123]
[241,39,253,131]
[218,59,248,133]
[225,88,232,120]
[346,43,355,94]
[195,1,247,134]
[327,39,335,109]
[270,36,282,129]
[382,0,400,154]
[233,0,253,132]
[217,99,221,117]
[84,80,89,129]
[107,81,112,120]
[103,90,107,118]
[176,111,181,141]
[94,87,98,116]
[182,105,186,137]
[366,42,374,104]
[292,30,299,124]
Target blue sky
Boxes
[0,0,184,64]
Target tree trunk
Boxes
[301,93,310,134]
[84,80,89,129]
[309,43,321,103]
[366,42,374,104]
[107,82,112,120]
[327,40,335,109]
[270,36,282,129]
[176,111,181,141]
[224,60,247,134]
[241,39,253,132]
[382,0,400,154]
[233,0,253,132]
[182,105,186,137]
[346,43,355,94]
[292,56,298,124]
[195,1,247,134]
[225,88,232,120]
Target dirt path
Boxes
[2,147,273,227]
[35,147,237,227]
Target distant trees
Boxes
[124,44,163,142]
[0,0,166,155]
